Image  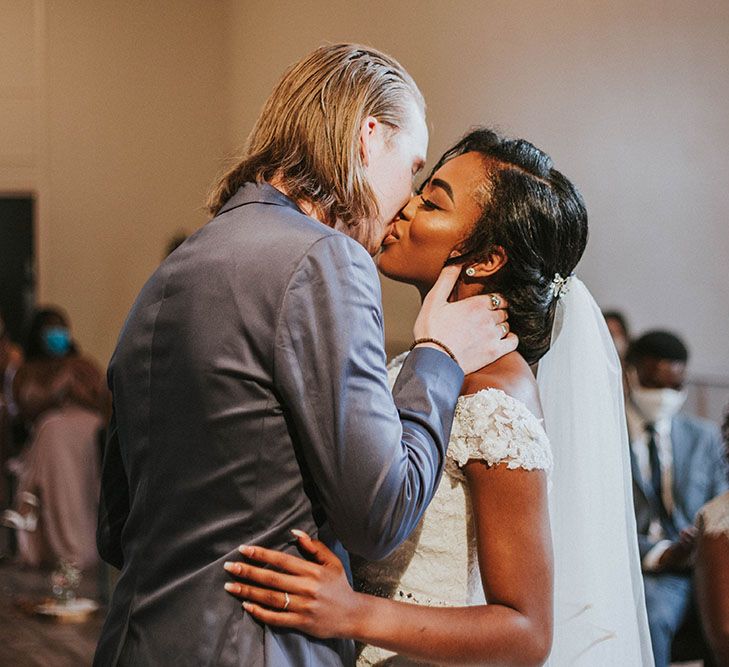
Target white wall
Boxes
[223,0,729,383]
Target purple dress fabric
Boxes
[16,405,102,570]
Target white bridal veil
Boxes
[537,277,654,666]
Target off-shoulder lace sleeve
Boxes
[386,352,409,390]
[446,388,552,480]
[696,492,729,538]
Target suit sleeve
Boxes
[96,404,130,569]
[273,234,464,560]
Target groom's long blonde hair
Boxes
[206,43,424,248]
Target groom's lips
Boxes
[381,225,401,247]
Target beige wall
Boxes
[223,0,729,381]
[1,1,728,387]
[1,0,229,364]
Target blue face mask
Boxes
[42,326,71,357]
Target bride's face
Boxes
[378,151,486,292]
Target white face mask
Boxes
[630,386,687,424]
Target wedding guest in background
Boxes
[2,306,108,570]
[0,313,22,415]
[13,307,108,423]
[603,309,631,362]
[625,330,729,667]
[695,407,729,666]
[0,313,23,544]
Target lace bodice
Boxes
[356,354,552,666]
[697,491,729,538]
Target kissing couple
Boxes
[95,44,653,666]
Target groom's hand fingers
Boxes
[467,293,510,316]
[486,293,509,311]
[423,265,461,306]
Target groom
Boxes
[94,44,515,666]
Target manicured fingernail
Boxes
[223,561,238,573]
[242,602,253,611]
[291,529,308,539]
[238,545,253,556]
[224,582,238,593]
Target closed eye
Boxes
[419,195,439,211]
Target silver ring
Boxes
[283,591,290,611]
[490,294,501,309]
[500,323,508,337]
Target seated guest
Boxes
[3,306,108,570]
[625,330,729,667]
[13,306,108,423]
[0,314,22,493]
[695,408,729,666]
[0,312,22,415]
[10,404,103,570]
[603,309,631,362]
[0,314,23,556]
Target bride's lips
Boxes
[381,224,401,247]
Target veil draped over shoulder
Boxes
[537,277,654,666]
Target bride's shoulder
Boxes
[460,352,542,420]
[447,352,551,476]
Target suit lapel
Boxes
[217,182,303,217]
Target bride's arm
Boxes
[223,463,553,666]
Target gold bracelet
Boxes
[409,338,459,366]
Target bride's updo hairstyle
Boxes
[435,129,588,364]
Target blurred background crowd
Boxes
[0,2,727,666]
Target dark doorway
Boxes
[0,196,35,344]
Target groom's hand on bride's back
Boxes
[414,264,517,375]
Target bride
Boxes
[222,129,654,666]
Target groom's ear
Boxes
[466,246,508,278]
[359,116,379,167]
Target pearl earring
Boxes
[465,267,476,277]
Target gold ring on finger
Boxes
[283,591,290,611]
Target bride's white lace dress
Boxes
[355,354,553,666]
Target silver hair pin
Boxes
[551,273,572,299]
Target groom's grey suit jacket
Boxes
[94,183,464,667]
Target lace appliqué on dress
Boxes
[386,352,410,388]
[697,491,729,538]
[446,388,553,482]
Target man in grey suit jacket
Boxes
[94,44,516,667]
[626,331,729,667]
